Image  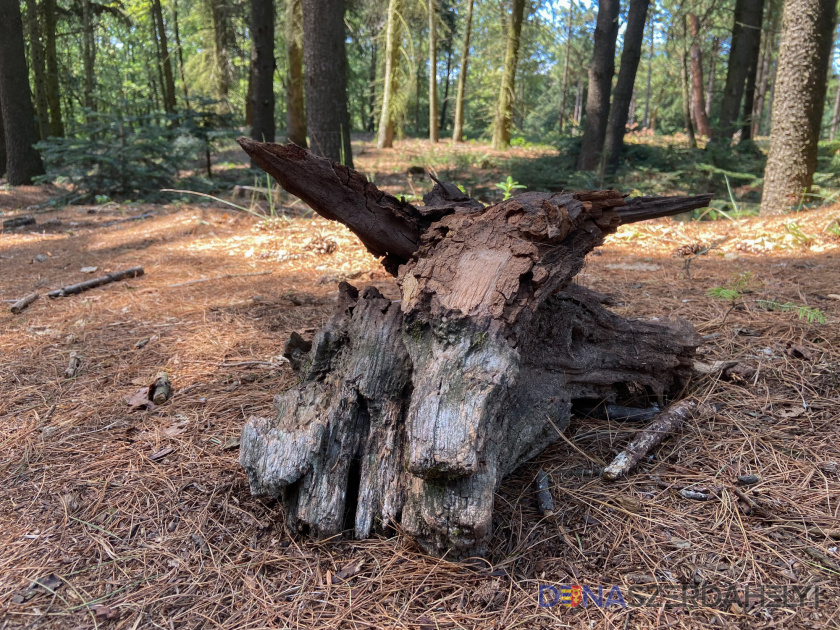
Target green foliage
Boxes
[496,176,526,200]
[706,271,758,301]
[755,301,826,324]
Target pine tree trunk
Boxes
[438,46,452,131]
[451,0,473,142]
[43,0,63,137]
[81,0,96,114]
[377,0,400,149]
[714,0,764,146]
[574,77,583,125]
[151,0,177,113]
[643,17,653,129]
[172,0,190,110]
[25,0,50,140]
[302,0,353,166]
[237,138,710,558]
[285,0,307,146]
[760,0,837,215]
[681,35,698,149]
[367,42,376,132]
[831,77,840,140]
[603,0,650,173]
[492,0,526,150]
[209,0,232,109]
[739,5,765,144]
[428,0,439,143]
[751,7,776,137]
[578,0,619,169]
[0,0,46,184]
[250,0,275,146]
[0,107,6,176]
[705,37,717,117]
[558,3,572,133]
[689,14,712,138]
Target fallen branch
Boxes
[534,470,555,517]
[47,267,145,298]
[2,215,36,229]
[167,270,272,288]
[602,400,707,481]
[10,293,39,314]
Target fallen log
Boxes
[47,267,144,298]
[237,139,711,557]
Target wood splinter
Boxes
[602,400,710,481]
[47,266,144,298]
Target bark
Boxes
[760,0,837,215]
[250,0,275,145]
[367,43,376,132]
[714,0,764,145]
[43,0,63,136]
[171,0,190,109]
[705,37,717,117]
[689,14,712,138]
[438,46,452,131]
[832,77,840,140]
[574,77,583,124]
[558,3,572,133]
[643,15,653,129]
[0,0,46,184]
[428,0,439,143]
[739,7,765,143]
[578,0,620,170]
[492,0,526,149]
[451,0,473,142]
[751,7,776,137]
[47,267,145,298]
[238,138,710,557]
[377,0,400,149]
[301,0,352,165]
[285,0,307,146]
[25,0,50,140]
[151,0,177,114]
[0,108,5,176]
[603,0,650,173]
[209,0,232,108]
[81,0,96,113]
[681,18,697,149]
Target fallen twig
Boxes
[10,292,39,314]
[64,352,82,379]
[167,270,272,288]
[534,469,555,517]
[47,267,144,298]
[602,400,706,481]
[2,215,36,229]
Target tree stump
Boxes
[237,138,711,557]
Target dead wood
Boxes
[2,215,36,229]
[10,292,39,314]
[237,140,711,557]
[47,267,144,298]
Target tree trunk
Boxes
[0,107,6,177]
[302,0,352,166]
[451,0,473,142]
[237,138,709,558]
[762,52,777,135]
[209,0,232,109]
[714,0,764,146]
[367,42,376,133]
[739,7,765,144]
[172,0,190,110]
[151,0,177,114]
[760,0,837,215]
[285,0,307,146]
[250,0,275,145]
[578,0,619,169]
[491,0,525,150]
[377,0,400,149]
[705,37,717,117]
[558,3,573,133]
[43,0,63,137]
[752,4,777,137]
[574,77,583,125]
[681,31,698,149]
[428,0,439,143]
[689,14,712,138]
[0,0,46,184]
[642,15,653,130]
[438,46,452,131]
[831,76,840,140]
[603,0,650,173]
[25,0,50,140]
[81,0,96,114]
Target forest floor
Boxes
[1,137,840,629]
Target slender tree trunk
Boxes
[762,53,777,135]
[209,0,232,109]
[574,78,583,124]
[81,0,96,114]
[681,22,698,149]
[831,77,840,140]
[558,3,573,133]
[577,0,620,169]
[428,0,438,143]
[752,6,778,137]
[643,16,653,129]
[0,0,46,184]
[286,0,307,146]
[451,0,473,142]
[689,14,712,138]
[42,0,63,136]
[603,0,650,173]
[714,0,765,145]
[760,0,837,215]
[151,0,177,113]
[438,46,452,131]
[25,0,50,140]
[367,42,377,132]
[739,7,765,143]
[171,0,190,110]
[301,0,352,166]
[250,0,275,145]
[705,37,717,117]
[492,0,526,150]
[377,0,400,148]
[0,107,5,176]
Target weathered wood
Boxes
[47,266,144,298]
[237,140,710,557]
[10,292,39,314]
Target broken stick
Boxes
[47,267,144,298]
[10,292,39,314]
[602,400,706,481]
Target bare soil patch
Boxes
[1,183,839,629]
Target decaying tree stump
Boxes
[237,138,711,557]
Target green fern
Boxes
[756,300,826,324]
